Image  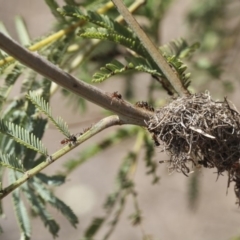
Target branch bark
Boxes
[0,32,154,126]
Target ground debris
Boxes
[147,91,240,204]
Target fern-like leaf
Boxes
[59,5,193,90]
[26,91,71,137]
[93,59,125,82]
[79,27,145,56]
[36,172,66,186]
[92,57,162,83]
[143,132,159,184]
[32,178,79,228]
[59,6,132,36]
[0,120,47,156]
[22,184,60,237]
[160,38,200,59]
[0,151,24,172]
[166,55,191,88]
[10,171,31,240]
[7,122,47,156]
[58,6,146,56]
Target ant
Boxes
[60,134,78,145]
[135,101,154,112]
[110,91,122,104]
[82,125,92,133]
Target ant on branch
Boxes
[60,125,94,146]
[110,91,123,104]
[60,134,78,145]
[82,125,92,133]
[135,101,154,112]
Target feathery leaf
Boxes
[6,121,48,156]
[92,57,162,83]
[0,151,24,172]
[27,91,71,137]
[32,178,79,228]
[79,27,145,56]
[36,173,66,186]
[0,65,23,110]
[10,171,31,240]
[59,6,134,37]
[22,184,60,237]
[0,120,47,156]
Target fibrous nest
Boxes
[147,91,240,204]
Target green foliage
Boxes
[0,0,236,239]
[32,177,79,228]
[58,5,195,94]
[59,5,134,38]
[143,132,159,184]
[0,152,24,172]
[0,120,47,156]
[10,171,31,240]
[22,183,60,237]
[92,57,163,83]
[0,65,24,110]
[160,38,200,59]
[36,173,66,186]
[26,91,71,138]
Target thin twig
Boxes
[0,115,121,199]
[111,0,190,97]
[0,32,153,126]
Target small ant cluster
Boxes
[135,101,154,112]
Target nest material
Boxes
[147,91,240,204]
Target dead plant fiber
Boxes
[147,91,240,204]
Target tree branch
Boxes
[0,31,154,126]
[111,0,190,97]
[0,115,122,199]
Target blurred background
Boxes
[1,0,240,239]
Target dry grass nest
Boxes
[147,91,240,204]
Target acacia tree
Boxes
[0,0,239,239]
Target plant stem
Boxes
[111,0,190,97]
[0,115,121,199]
[0,32,153,126]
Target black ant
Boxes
[60,134,78,145]
[135,101,154,112]
[110,91,122,104]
